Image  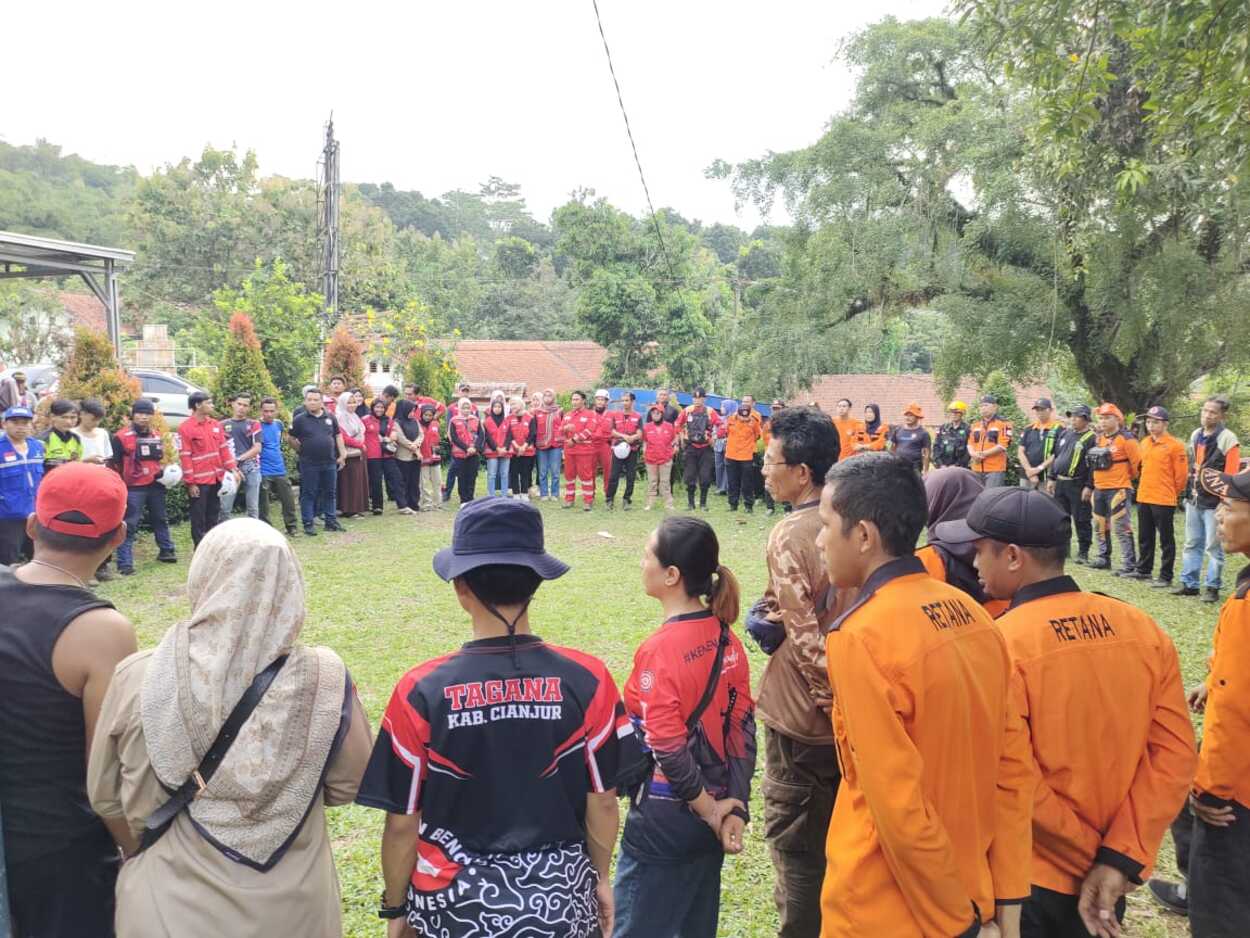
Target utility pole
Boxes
[316,116,340,356]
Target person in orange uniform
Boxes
[969,395,1013,487]
[816,452,1033,938]
[938,487,1196,938]
[832,399,863,463]
[1124,405,1189,586]
[724,395,764,514]
[1169,466,1250,938]
[1088,403,1142,573]
[851,403,888,456]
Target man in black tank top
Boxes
[0,462,137,937]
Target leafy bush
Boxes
[212,312,285,417]
[59,326,141,429]
[321,325,367,392]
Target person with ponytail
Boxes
[613,516,757,938]
[357,498,637,938]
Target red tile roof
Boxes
[794,374,1054,428]
[452,340,608,395]
[58,291,106,332]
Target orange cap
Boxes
[1094,403,1123,420]
[903,402,924,419]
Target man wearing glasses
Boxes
[748,405,844,938]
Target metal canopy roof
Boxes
[0,230,136,353]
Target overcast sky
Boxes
[5,0,947,229]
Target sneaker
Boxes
[95,565,115,582]
[1170,584,1199,597]
[304,526,318,537]
[767,507,777,515]
[1202,587,1220,604]
[622,501,632,511]
[701,504,710,512]
[117,567,135,576]
[157,549,178,564]
[1073,554,1089,565]
[745,506,754,515]
[1150,579,1173,588]
[562,502,573,509]
[1116,570,1150,579]
[583,505,592,512]
[1086,559,1111,570]
[606,501,615,511]
[372,508,383,516]
[1146,878,1188,916]
[324,521,346,532]
[286,526,298,536]
[728,505,738,513]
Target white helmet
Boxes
[158,463,183,488]
[218,470,238,499]
[613,441,631,460]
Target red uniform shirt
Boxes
[177,415,236,484]
[561,409,597,455]
[418,418,442,464]
[449,414,482,460]
[590,408,614,444]
[612,411,644,451]
[534,408,563,450]
[116,424,166,487]
[642,420,677,464]
[508,414,536,457]
[362,415,390,460]
[482,413,511,458]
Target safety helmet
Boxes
[158,463,183,488]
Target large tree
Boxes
[721,16,1250,411]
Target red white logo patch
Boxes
[639,670,655,693]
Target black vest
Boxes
[0,566,113,864]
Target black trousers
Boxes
[1021,884,1124,938]
[188,482,221,546]
[509,455,535,496]
[1172,797,1250,938]
[7,827,119,938]
[454,455,479,503]
[367,458,406,510]
[725,457,756,509]
[1136,502,1177,581]
[1053,479,1093,556]
[684,446,715,505]
[0,517,32,565]
[398,460,420,509]
[606,449,639,503]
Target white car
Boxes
[132,369,206,429]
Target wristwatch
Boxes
[378,892,406,920]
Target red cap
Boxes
[36,463,127,538]
[1094,402,1123,420]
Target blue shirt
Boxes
[0,435,45,520]
[259,420,286,476]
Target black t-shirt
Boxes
[889,425,931,467]
[1020,422,1061,472]
[290,410,340,466]
[356,634,637,934]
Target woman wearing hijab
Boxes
[852,403,888,455]
[482,393,511,497]
[87,519,373,938]
[392,399,423,515]
[335,391,369,517]
[918,467,1008,617]
[363,397,405,515]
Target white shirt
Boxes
[75,426,114,463]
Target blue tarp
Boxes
[606,388,773,418]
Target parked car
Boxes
[132,369,206,429]
[0,363,58,401]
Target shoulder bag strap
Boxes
[138,654,288,852]
[685,621,730,733]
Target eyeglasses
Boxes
[762,460,793,468]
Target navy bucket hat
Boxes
[433,498,569,582]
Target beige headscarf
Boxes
[337,391,365,441]
[140,519,347,869]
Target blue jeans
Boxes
[486,457,511,496]
[298,462,338,527]
[219,463,261,520]
[537,448,562,497]
[612,848,723,938]
[1181,502,1225,589]
[117,485,175,570]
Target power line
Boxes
[590,0,678,281]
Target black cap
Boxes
[931,487,1072,548]
[1066,404,1092,419]
[1201,467,1250,502]
[1146,405,1169,421]
[693,387,707,398]
[433,498,569,581]
[131,399,155,415]
[980,394,998,405]
[1032,398,1053,410]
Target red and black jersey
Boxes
[621,611,757,862]
[357,634,637,933]
[612,411,644,451]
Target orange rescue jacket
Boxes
[822,556,1033,938]
[970,418,1013,474]
[833,417,865,462]
[997,576,1196,894]
[1092,430,1141,490]
[1137,433,1188,506]
[1194,567,1250,808]
[724,411,763,461]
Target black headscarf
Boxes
[394,399,420,441]
[864,403,882,436]
[924,467,988,600]
[370,399,390,438]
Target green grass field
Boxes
[97,494,1240,937]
